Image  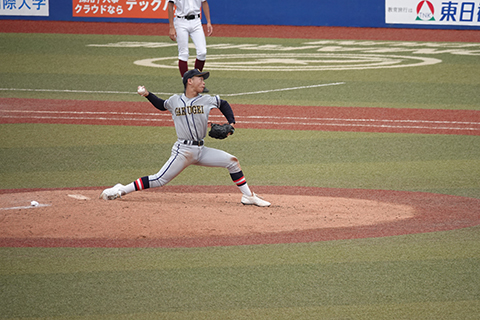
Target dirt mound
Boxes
[0,189,414,239]
[1,186,478,247]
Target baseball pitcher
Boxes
[100,69,271,207]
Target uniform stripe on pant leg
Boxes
[140,176,150,189]
[231,171,247,187]
[135,178,144,191]
[135,176,151,191]
[234,177,246,186]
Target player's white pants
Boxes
[148,141,241,188]
[174,17,207,62]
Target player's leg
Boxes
[189,20,207,71]
[100,143,194,200]
[189,20,208,91]
[196,147,245,185]
[174,18,190,77]
[141,143,194,188]
[196,147,271,206]
[194,58,205,72]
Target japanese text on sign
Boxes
[1,0,49,16]
[386,0,480,26]
[73,0,169,19]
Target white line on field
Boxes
[0,204,51,211]
[1,109,479,127]
[0,114,173,123]
[0,109,172,117]
[0,88,135,94]
[222,82,346,96]
[1,114,478,131]
[241,121,480,131]
[245,115,480,126]
[0,88,173,95]
[0,82,345,97]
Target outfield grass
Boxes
[1,124,479,198]
[0,31,479,319]
[1,33,480,109]
[1,227,479,319]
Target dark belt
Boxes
[178,14,200,20]
[184,140,204,146]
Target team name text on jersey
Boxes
[175,105,205,117]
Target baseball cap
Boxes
[182,69,210,87]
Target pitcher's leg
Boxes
[196,147,252,194]
[148,146,191,188]
[101,144,193,199]
[195,147,270,206]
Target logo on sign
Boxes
[416,0,435,21]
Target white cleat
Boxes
[99,183,125,200]
[241,193,271,207]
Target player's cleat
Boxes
[99,183,125,200]
[241,193,271,207]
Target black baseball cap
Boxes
[182,69,210,87]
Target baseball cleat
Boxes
[100,183,125,200]
[241,193,271,207]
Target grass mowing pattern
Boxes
[0,31,479,319]
[1,227,479,319]
[1,124,479,198]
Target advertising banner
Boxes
[386,0,480,26]
[73,0,169,19]
[0,0,49,16]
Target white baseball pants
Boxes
[174,17,207,62]
[148,141,241,188]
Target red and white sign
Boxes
[73,0,169,19]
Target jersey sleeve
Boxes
[218,97,235,124]
[146,93,167,111]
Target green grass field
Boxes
[0,30,479,319]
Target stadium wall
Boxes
[1,0,479,30]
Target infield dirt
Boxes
[1,21,479,247]
[1,186,479,248]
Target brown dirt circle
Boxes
[1,186,479,248]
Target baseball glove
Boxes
[208,123,235,139]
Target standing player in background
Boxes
[168,0,213,92]
[100,69,271,207]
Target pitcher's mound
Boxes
[1,186,479,247]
